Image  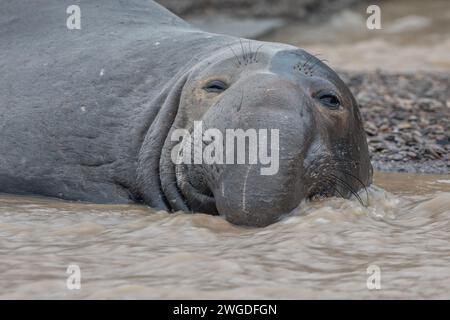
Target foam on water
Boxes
[0,172,449,299]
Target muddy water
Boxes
[0,172,449,299]
[263,0,450,72]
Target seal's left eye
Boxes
[317,91,341,110]
[203,80,228,93]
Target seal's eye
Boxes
[203,80,228,93]
[317,91,341,110]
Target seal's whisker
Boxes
[338,170,369,205]
[236,90,244,111]
[301,55,315,71]
[334,179,362,205]
[322,177,346,199]
[307,59,322,72]
[329,173,365,206]
[227,44,242,66]
[239,39,247,64]
[253,44,264,63]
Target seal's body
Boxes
[0,0,217,203]
[0,0,372,226]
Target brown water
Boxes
[263,0,450,72]
[1,172,449,299]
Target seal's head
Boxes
[149,40,372,227]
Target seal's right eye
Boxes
[203,80,228,93]
[315,90,341,110]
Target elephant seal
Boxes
[0,0,372,226]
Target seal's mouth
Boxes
[175,163,218,214]
[304,167,369,206]
[307,181,342,202]
[172,157,370,222]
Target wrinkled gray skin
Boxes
[0,0,372,227]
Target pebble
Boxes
[340,71,450,173]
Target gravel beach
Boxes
[342,71,450,174]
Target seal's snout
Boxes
[210,163,305,227]
[214,192,298,227]
[216,201,288,228]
